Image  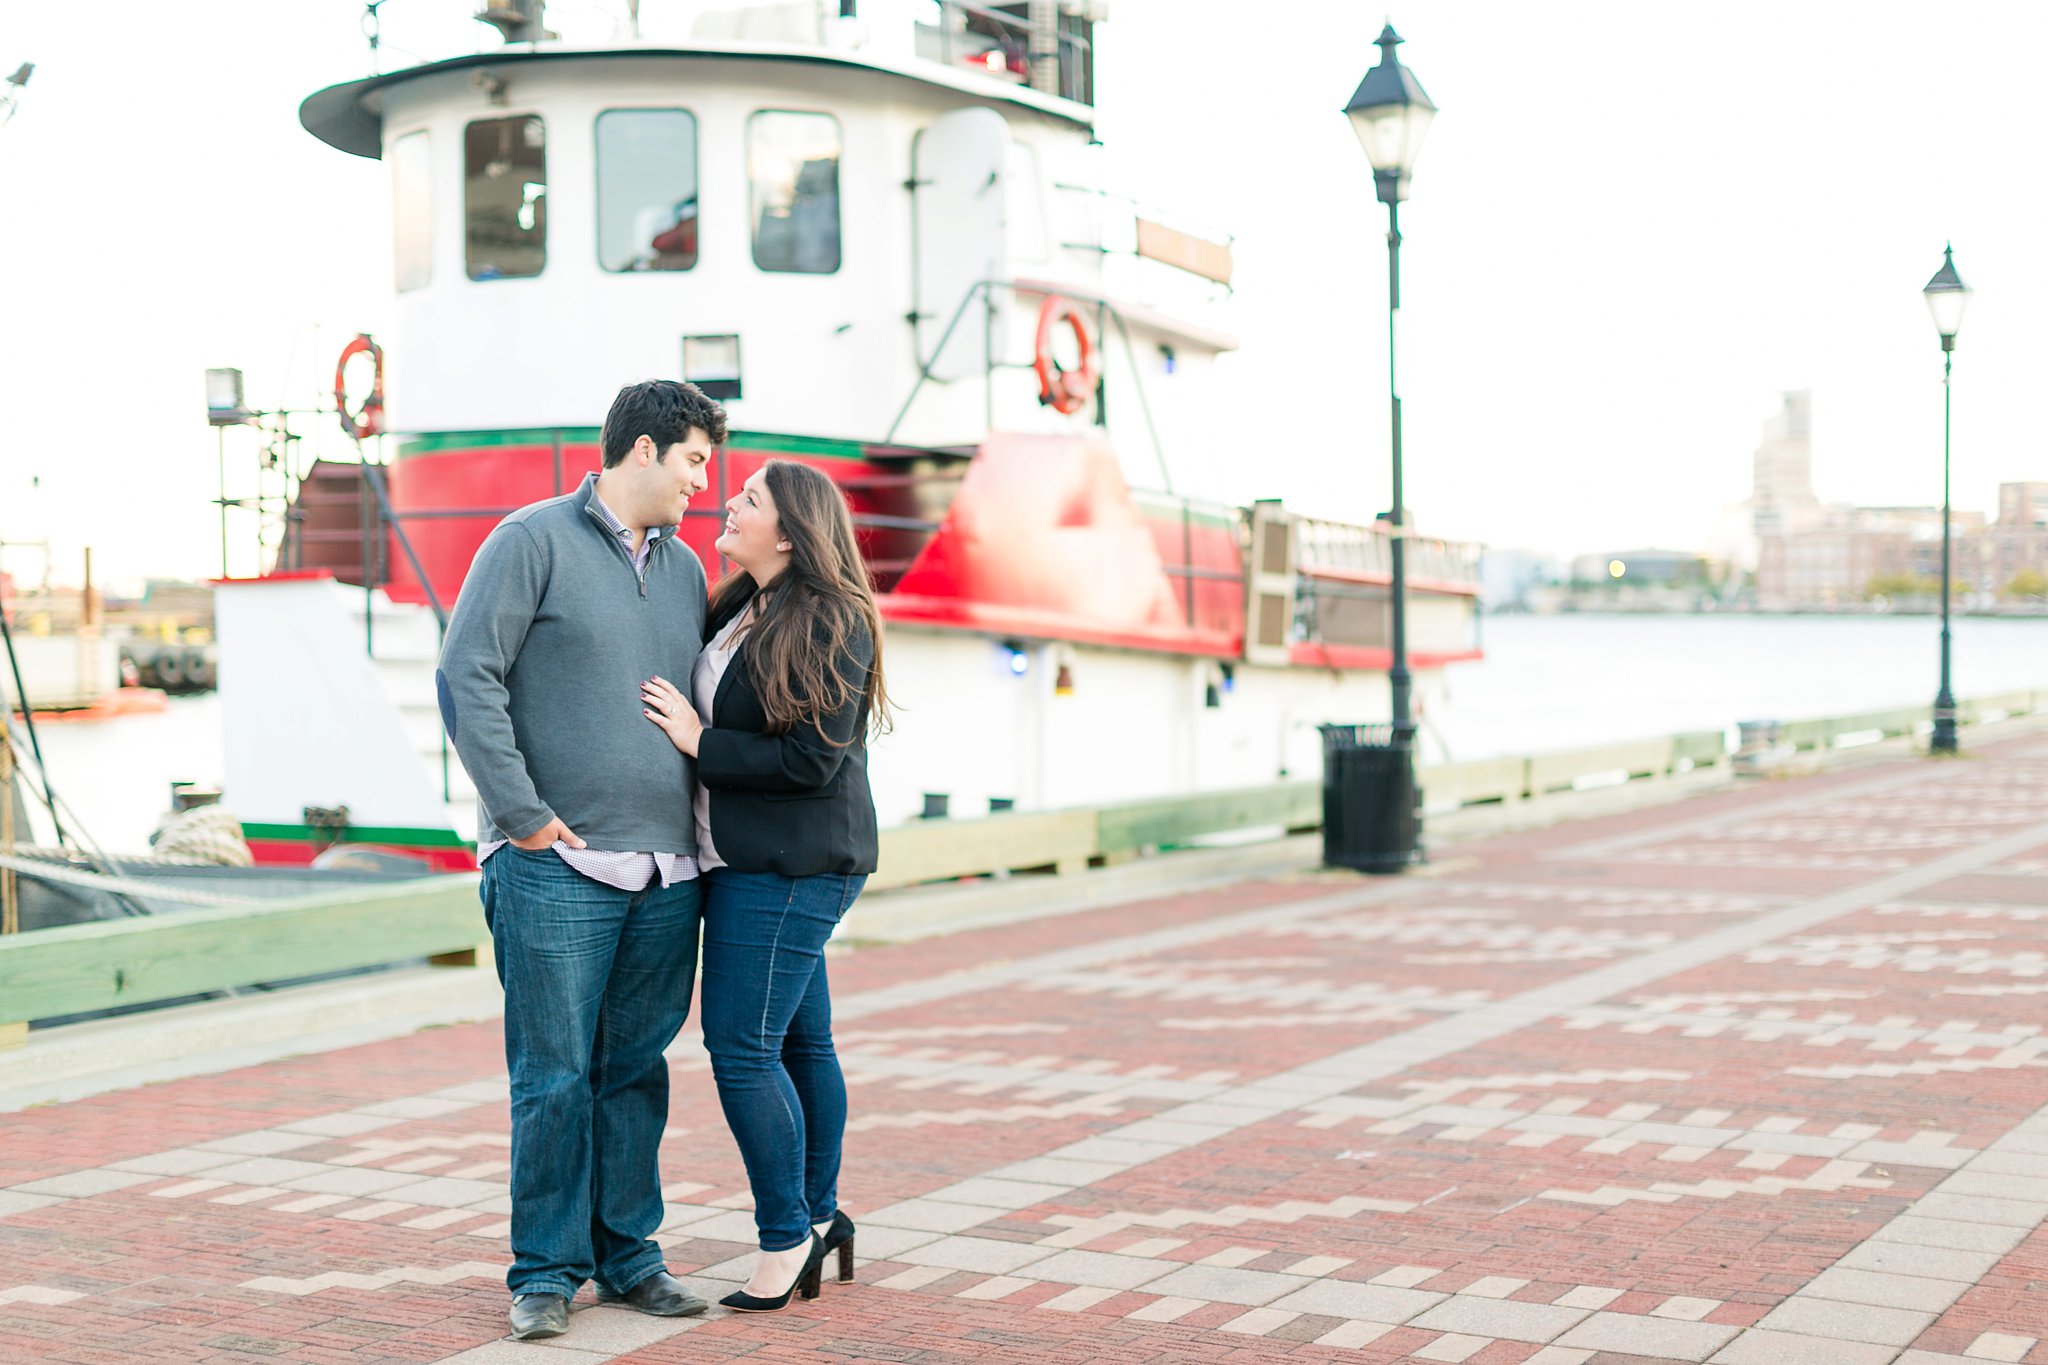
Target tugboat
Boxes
[215,0,1483,868]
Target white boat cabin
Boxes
[303,0,1236,486]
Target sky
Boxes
[2,0,2044,591]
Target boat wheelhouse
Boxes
[214,0,1482,866]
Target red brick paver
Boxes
[3,732,2046,1363]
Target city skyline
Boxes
[1486,386,2037,580]
[3,1,2047,590]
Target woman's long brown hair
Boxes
[707,459,893,741]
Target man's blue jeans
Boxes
[481,846,701,1299]
[699,869,865,1252]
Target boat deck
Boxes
[1,725,2045,1363]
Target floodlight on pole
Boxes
[0,62,34,130]
[205,367,258,579]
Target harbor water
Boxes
[16,613,2046,854]
[1426,611,2046,764]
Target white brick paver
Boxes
[1555,1312,1741,1361]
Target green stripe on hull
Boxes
[723,432,870,459]
[1134,499,1240,531]
[397,429,871,460]
[399,428,601,455]
[243,821,472,849]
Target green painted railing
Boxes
[870,730,1729,889]
[1774,689,2042,753]
[4,689,2038,1035]
[0,878,484,1036]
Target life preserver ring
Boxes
[334,334,386,440]
[1033,294,1100,415]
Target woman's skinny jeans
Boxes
[699,868,865,1251]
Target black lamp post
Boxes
[1922,245,1969,755]
[1342,24,1433,859]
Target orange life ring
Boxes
[1033,294,1099,415]
[334,334,386,440]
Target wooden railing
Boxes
[1770,689,2042,753]
[3,689,2039,1039]
[867,729,1731,889]
[0,878,483,1045]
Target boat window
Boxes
[748,110,841,274]
[465,115,547,281]
[393,131,432,291]
[596,109,700,273]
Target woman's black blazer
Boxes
[695,599,879,877]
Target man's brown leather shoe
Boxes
[508,1292,570,1339]
[597,1269,709,1317]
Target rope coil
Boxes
[0,848,261,907]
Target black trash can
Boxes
[1319,722,1422,873]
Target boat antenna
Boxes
[2,728,16,933]
[0,63,34,132]
[0,605,64,844]
[362,2,387,70]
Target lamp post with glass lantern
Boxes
[1340,24,1433,864]
[1922,245,1968,756]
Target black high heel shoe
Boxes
[817,1210,856,1284]
[719,1233,825,1313]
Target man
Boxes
[438,379,725,1341]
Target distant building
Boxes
[1479,548,1563,611]
[1745,389,2048,605]
[1988,483,2048,597]
[1750,390,1823,541]
[1998,483,2048,526]
[1756,506,1989,607]
[1754,465,2041,606]
[1568,549,1707,586]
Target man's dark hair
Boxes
[599,379,728,467]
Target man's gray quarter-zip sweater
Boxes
[436,472,708,852]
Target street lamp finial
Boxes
[1345,21,1434,203]
[1923,244,1968,348]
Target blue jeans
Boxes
[480,846,701,1299]
[699,869,865,1251]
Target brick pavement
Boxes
[2,729,2046,1364]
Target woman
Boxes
[641,459,889,1312]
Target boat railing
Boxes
[358,464,449,632]
[919,2,1095,105]
[1049,181,1235,302]
[826,467,963,593]
[358,457,456,806]
[886,276,1250,628]
[1295,514,1483,591]
[1129,489,1247,630]
[282,448,459,805]
[675,0,833,44]
[884,276,1172,486]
